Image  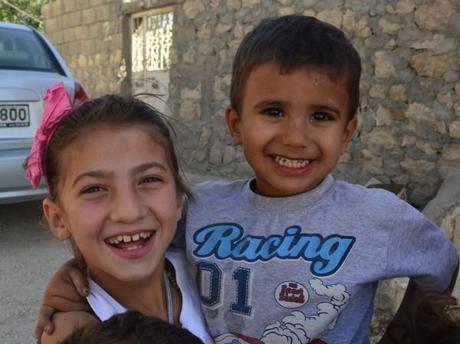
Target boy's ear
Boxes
[43,198,71,240]
[225,106,242,145]
[340,116,358,153]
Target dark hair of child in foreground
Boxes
[61,310,204,344]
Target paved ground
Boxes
[0,200,71,344]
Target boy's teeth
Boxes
[274,156,310,168]
[107,231,153,245]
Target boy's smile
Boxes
[226,62,357,197]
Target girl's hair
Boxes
[45,94,191,201]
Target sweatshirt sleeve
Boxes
[385,201,459,292]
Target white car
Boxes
[0,22,87,204]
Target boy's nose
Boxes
[281,117,309,147]
[110,188,147,224]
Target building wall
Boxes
[41,0,460,206]
[41,0,125,96]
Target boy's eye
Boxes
[311,112,332,121]
[262,107,284,118]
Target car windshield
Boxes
[0,28,59,73]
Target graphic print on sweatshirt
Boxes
[192,223,355,344]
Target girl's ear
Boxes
[43,198,71,240]
[225,106,242,145]
[175,192,184,223]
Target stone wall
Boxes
[41,0,125,96]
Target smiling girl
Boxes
[25,83,211,344]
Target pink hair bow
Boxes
[26,82,73,188]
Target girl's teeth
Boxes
[274,156,310,168]
[107,231,153,245]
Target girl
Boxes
[26,83,211,344]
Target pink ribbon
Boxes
[25,82,73,188]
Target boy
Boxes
[185,15,458,343]
[37,15,458,344]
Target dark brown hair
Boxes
[61,310,204,344]
[230,15,361,120]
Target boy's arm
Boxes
[378,262,459,344]
[41,311,98,344]
[35,260,90,342]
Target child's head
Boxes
[225,15,360,197]
[230,15,361,119]
[61,310,204,344]
[26,84,188,283]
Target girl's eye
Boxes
[262,107,284,118]
[81,185,104,194]
[140,176,162,185]
[311,112,332,121]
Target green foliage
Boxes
[0,0,49,30]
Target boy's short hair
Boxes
[230,15,361,119]
[61,310,204,344]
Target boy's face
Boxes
[226,62,357,197]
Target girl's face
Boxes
[43,125,182,286]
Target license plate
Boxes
[0,104,30,128]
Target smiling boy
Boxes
[184,15,458,343]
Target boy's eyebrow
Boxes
[73,161,167,186]
[254,100,342,116]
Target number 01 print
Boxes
[196,262,253,316]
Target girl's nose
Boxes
[110,187,147,224]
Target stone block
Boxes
[95,5,110,22]
[378,18,401,35]
[182,0,205,18]
[49,0,63,18]
[450,122,460,139]
[74,26,89,41]
[67,11,82,28]
[401,157,436,176]
[82,8,96,25]
[41,3,51,19]
[414,0,454,31]
[278,7,295,16]
[373,51,398,78]
[317,7,344,28]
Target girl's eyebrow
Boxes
[72,161,167,186]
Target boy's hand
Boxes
[35,260,90,342]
